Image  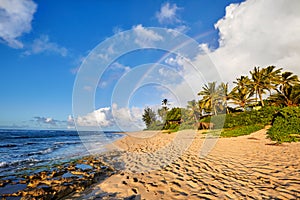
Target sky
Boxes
[0,0,299,131]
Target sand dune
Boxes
[72,128,300,199]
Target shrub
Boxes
[221,125,264,137]
[201,106,280,129]
[267,106,300,142]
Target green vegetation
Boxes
[267,106,300,143]
[142,107,157,129]
[221,125,264,138]
[141,66,300,142]
[201,106,280,129]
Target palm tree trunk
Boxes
[259,91,264,107]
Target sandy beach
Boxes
[69,128,300,199]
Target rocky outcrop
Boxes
[0,155,115,199]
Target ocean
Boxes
[0,129,123,178]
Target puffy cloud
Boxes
[198,0,300,83]
[71,104,145,131]
[156,3,181,24]
[112,103,145,131]
[133,24,163,47]
[67,115,75,129]
[75,107,112,127]
[23,35,68,56]
[33,116,58,126]
[0,0,37,48]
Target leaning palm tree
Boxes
[269,84,300,106]
[198,82,220,115]
[233,75,252,90]
[231,76,254,110]
[277,71,299,93]
[263,66,282,95]
[249,67,269,107]
[230,87,254,110]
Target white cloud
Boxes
[23,35,68,56]
[173,25,189,34]
[198,0,300,82]
[133,24,163,47]
[156,3,181,24]
[112,103,145,131]
[72,105,145,131]
[0,0,37,48]
[110,62,130,72]
[33,116,60,126]
[75,107,112,127]
[165,55,187,67]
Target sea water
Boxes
[0,129,123,178]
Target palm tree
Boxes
[233,76,252,91]
[269,84,300,106]
[187,100,200,122]
[230,87,254,110]
[249,67,268,107]
[218,82,229,113]
[158,99,169,123]
[231,76,254,110]
[142,107,157,128]
[277,71,299,92]
[198,82,220,115]
[263,66,282,95]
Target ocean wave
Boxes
[0,144,18,148]
[26,146,57,156]
[0,161,8,168]
[0,158,40,169]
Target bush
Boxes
[221,125,264,137]
[145,121,164,130]
[267,106,300,142]
[201,106,280,129]
[163,123,179,131]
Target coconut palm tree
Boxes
[162,99,169,108]
[142,107,157,128]
[233,75,252,91]
[158,98,169,122]
[231,76,254,110]
[187,100,200,122]
[249,67,268,107]
[277,71,299,92]
[218,82,229,114]
[269,84,300,106]
[263,66,282,95]
[230,87,254,110]
[198,82,220,115]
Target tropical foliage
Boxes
[142,107,157,129]
[268,107,300,142]
[142,66,300,142]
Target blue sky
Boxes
[1,0,299,130]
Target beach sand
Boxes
[73,128,300,199]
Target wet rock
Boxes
[0,155,116,199]
[76,164,93,171]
